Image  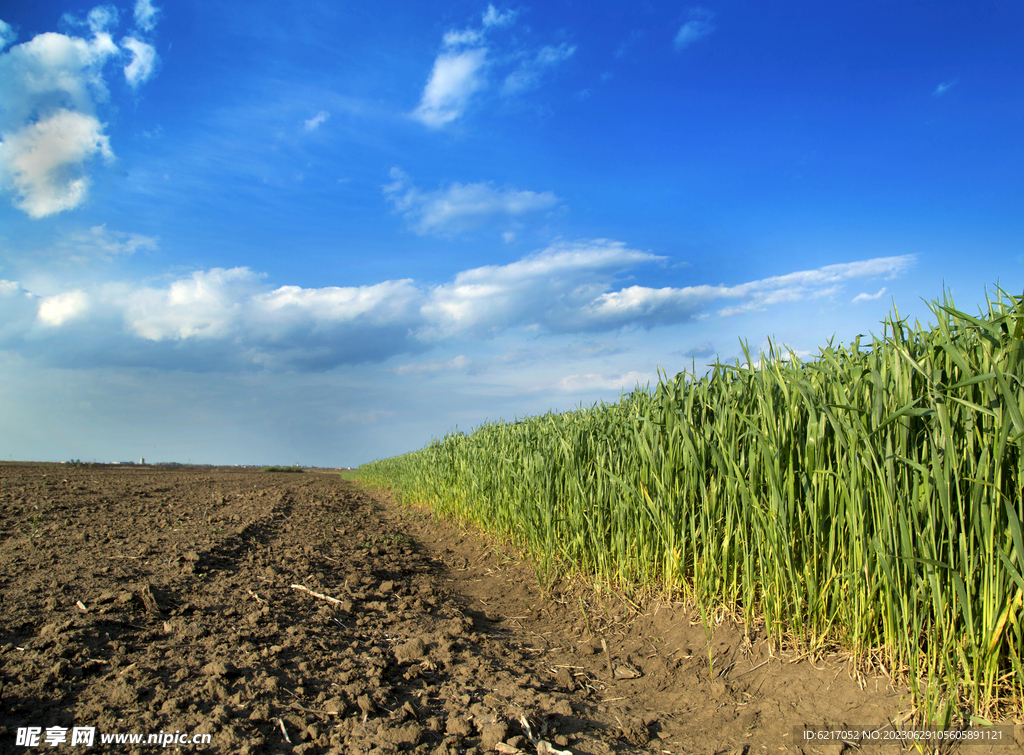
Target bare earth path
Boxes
[0,464,1019,754]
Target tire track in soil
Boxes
[0,465,1019,754]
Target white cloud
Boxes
[38,290,90,326]
[443,28,485,48]
[0,109,114,218]
[934,79,957,97]
[482,5,516,28]
[413,48,488,128]
[852,287,887,304]
[0,27,119,133]
[85,6,119,35]
[254,279,420,328]
[420,240,661,336]
[503,43,576,95]
[121,267,263,340]
[133,0,161,32]
[558,371,653,393]
[303,110,330,131]
[589,256,914,323]
[0,20,16,52]
[674,8,715,51]
[58,224,158,261]
[122,36,157,88]
[413,6,572,127]
[0,248,915,372]
[0,8,158,217]
[384,168,559,236]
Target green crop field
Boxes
[358,289,1024,721]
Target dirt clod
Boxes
[396,636,428,663]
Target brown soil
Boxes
[0,463,1019,754]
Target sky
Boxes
[0,1,1022,466]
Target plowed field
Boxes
[0,464,1019,753]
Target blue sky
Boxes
[0,0,1021,466]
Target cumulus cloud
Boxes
[413,5,572,127]
[0,6,160,217]
[101,270,424,369]
[0,247,915,372]
[384,168,559,236]
[674,8,715,51]
[120,267,262,341]
[420,240,659,337]
[0,109,114,218]
[852,287,887,304]
[38,290,90,326]
[122,36,157,88]
[133,0,160,32]
[303,110,330,131]
[0,29,118,132]
[934,79,957,96]
[253,279,421,335]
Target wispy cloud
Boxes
[503,43,576,95]
[133,0,161,33]
[615,30,644,59]
[0,20,16,52]
[57,224,159,262]
[412,4,574,128]
[413,47,489,128]
[482,4,516,28]
[0,244,915,372]
[383,168,559,236]
[851,287,887,304]
[394,355,471,375]
[934,79,957,96]
[303,110,330,131]
[588,255,914,323]
[674,8,715,51]
[338,409,396,425]
[0,5,161,217]
[681,341,715,358]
